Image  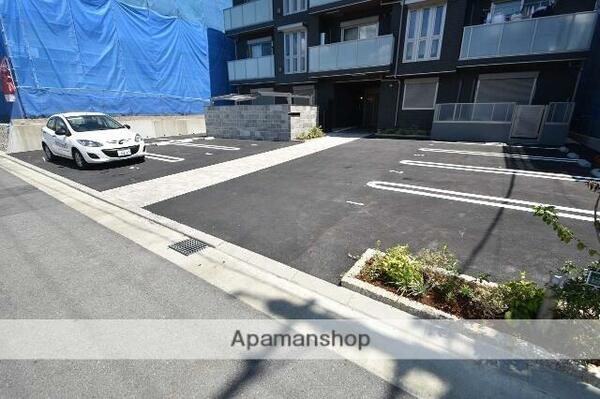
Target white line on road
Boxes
[176,143,240,151]
[145,153,185,163]
[389,170,404,175]
[435,141,563,151]
[367,181,594,222]
[418,148,580,164]
[399,160,600,182]
[346,200,365,206]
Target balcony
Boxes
[460,11,598,60]
[308,35,394,73]
[223,0,273,32]
[227,55,275,82]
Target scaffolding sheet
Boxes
[0,0,232,118]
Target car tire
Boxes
[42,143,54,162]
[72,149,88,170]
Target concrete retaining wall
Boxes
[6,114,206,154]
[205,105,318,141]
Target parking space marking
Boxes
[346,200,365,206]
[176,143,241,151]
[437,141,563,151]
[367,181,594,222]
[399,160,600,182]
[145,153,185,163]
[418,148,580,164]
[153,140,240,151]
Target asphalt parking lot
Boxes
[145,137,597,284]
[13,134,599,284]
[14,136,296,191]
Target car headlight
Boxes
[135,134,142,142]
[77,140,102,147]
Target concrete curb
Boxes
[342,248,600,387]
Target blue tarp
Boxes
[0,0,233,120]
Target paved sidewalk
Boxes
[0,168,409,398]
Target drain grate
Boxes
[169,238,209,256]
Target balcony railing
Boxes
[223,0,273,31]
[460,11,598,60]
[308,35,394,73]
[310,0,341,7]
[434,103,516,123]
[227,55,275,82]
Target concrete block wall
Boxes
[289,106,319,140]
[5,115,206,153]
[205,105,318,141]
[0,124,8,152]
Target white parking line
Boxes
[346,200,365,206]
[399,160,600,182]
[145,153,185,163]
[366,181,593,222]
[176,143,240,151]
[419,147,580,164]
[436,141,563,151]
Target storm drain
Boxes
[169,238,209,256]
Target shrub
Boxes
[553,262,600,319]
[369,245,427,297]
[499,273,545,319]
[297,126,325,140]
[417,244,459,274]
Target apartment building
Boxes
[223,0,599,141]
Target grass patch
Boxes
[297,126,325,140]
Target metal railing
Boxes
[227,55,275,82]
[308,35,394,73]
[545,102,575,125]
[223,0,273,31]
[460,11,598,60]
[434,103,516,123]
[310,0,341,7]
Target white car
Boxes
[41,112,146,169]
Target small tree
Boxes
[533,181,600,319]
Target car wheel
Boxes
[72,149,88,169]
[42,143,54,162]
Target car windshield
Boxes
[66,115,124,132]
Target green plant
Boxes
[470,286,506,318]
[370,245,427,297]
[458,284,474,300]
[297,126,325,140]
[553,262,600,319]
[417,244,459,274]
[499,272,545,319]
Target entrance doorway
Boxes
[333,81,380,129]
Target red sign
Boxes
[0,57,16,103]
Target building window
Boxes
[403,4,446,62]
[341,17,379,41]
[248,37,272,58]
[402,78,439,110]
[283,0,307,15]
[475,72,538,105]
[284,29,307,74]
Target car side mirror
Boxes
[55,128,66,136]
[124,124,131,129]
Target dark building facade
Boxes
[223,0,599,138]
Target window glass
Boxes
[284,0,307,15]
[55,118,67,132]
[420,8,430,37]
[46,117,56,130]
[66,115,124,132]
[476,74,537,105]
[284,29,307,74]
[360,23,378,39]
[343,27,359,41]
[403,4,446,62]
[407,11,417,39]
[403,78,439,110]
[433,6,444,35]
